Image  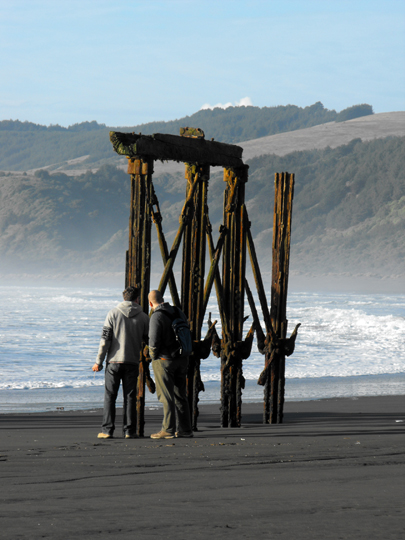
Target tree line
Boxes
[0,103,373,171]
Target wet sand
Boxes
[1,395,404,539]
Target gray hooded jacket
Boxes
[96,301,149,366]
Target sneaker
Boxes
[125,434,138,439]
[150,430,175,439]
[175,431,194,438]
[97,432,113,439]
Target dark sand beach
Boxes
[1,395,404,539]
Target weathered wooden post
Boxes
[125,157,154,436]
[221,165,249,427]
[265,172,295,423]
[181,151,210,429]
[245,174,300,424]
[149,184,181,308]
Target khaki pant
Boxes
[152,358,192,434]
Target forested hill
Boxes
[0,103,373,171]
[0,132,404,291]
[245,136,405,284]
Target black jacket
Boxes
[148,302,187,360]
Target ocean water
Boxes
[0,286,404,412]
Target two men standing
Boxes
[93,288,192,439]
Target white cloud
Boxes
[200,97,253,110]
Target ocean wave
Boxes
[1,287,404,393]
[0,380,104,390]
[3,368,404,391]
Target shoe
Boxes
[97,432,113,439]
[175,431,194,438]
[150,430,175,439]
[125,434,138,439]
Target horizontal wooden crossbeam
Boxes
[109,131,244,168]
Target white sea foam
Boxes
[0,286,404,397]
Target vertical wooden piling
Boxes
[126,157,153,436]
[181,162,210,430]
[265,172,295,424]
[150,185,181,308]
[221,165,248,427]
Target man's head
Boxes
[123,286,140,302]
[148,289,164,308]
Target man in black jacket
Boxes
[148,290,193,439]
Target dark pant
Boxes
[102,362,139,436]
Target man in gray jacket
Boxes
[92,286,149,439]
[148,289,193,439]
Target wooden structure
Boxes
[109,128,300,435]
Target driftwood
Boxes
[110,131,243,168]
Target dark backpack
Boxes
[160,307,193,359]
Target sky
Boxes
[1,0,404,128]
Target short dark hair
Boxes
[123,286,140,301]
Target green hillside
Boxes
[1,135,403,288]
[0,103,372,171]
[243,136,405,277]
[0,165,129,274]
